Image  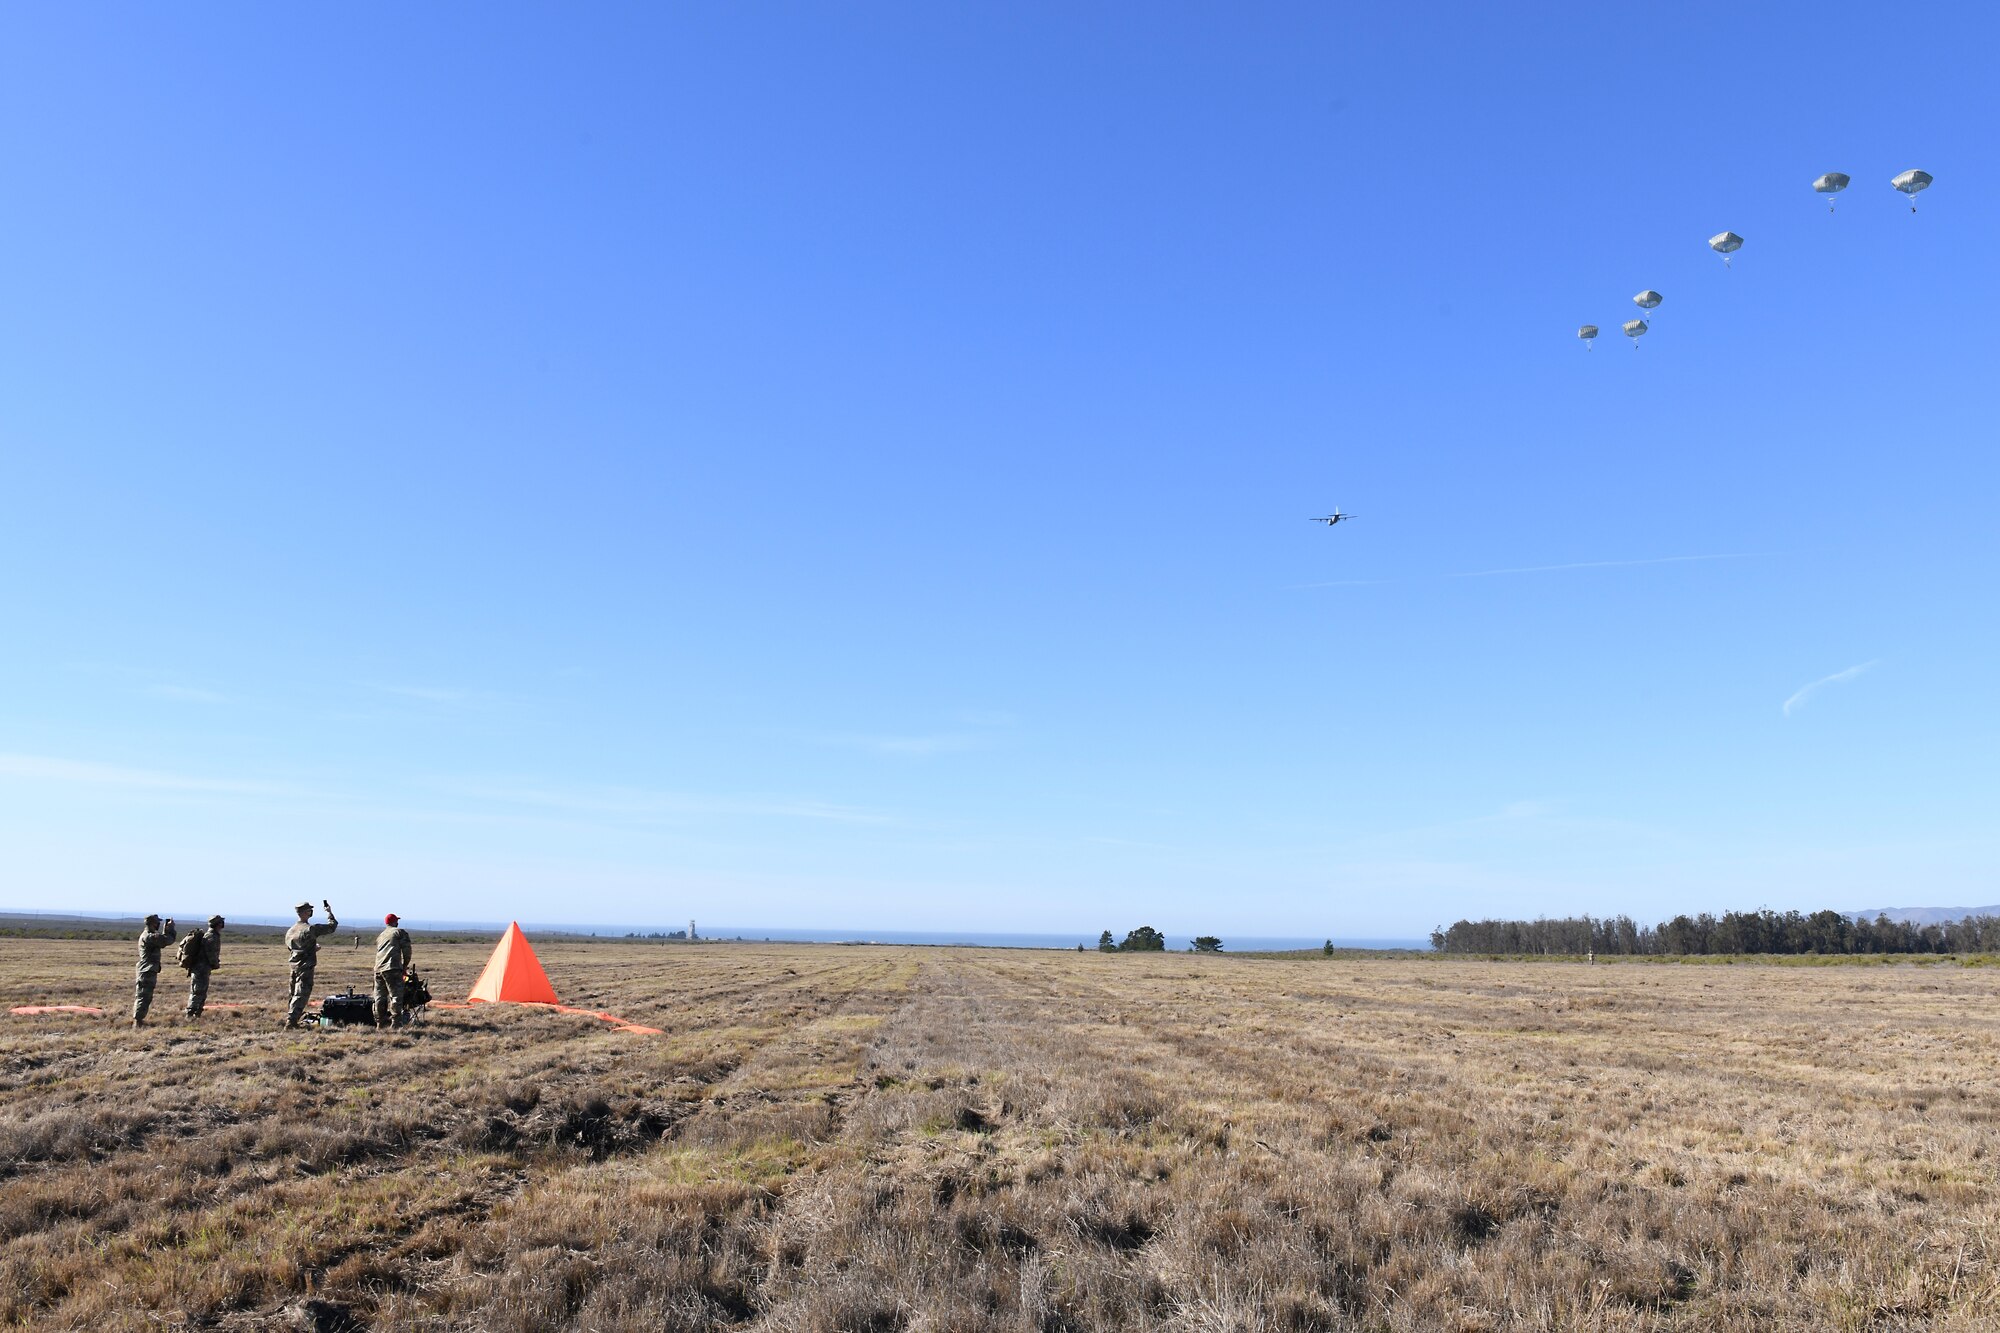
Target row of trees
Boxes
[1092,928,1223,952]
[1431,909,2000,956]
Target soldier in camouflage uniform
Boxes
[373,913,414,1029]
[282,899,338,1029]
[183,915,225,1018]
[133,913,176,1027]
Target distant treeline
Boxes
[1431,910,2000,957]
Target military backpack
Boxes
[175,932,204,971]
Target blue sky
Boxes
[2,3,1994,936]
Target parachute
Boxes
[1708,231,1744,267]
[1633,290,1662,312]
[1892,169,1932,212]
[1622,318,1648,348]
[1813,172,1850,211]
[1577,324,1598,350]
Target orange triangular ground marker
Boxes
[467,922,561,1005]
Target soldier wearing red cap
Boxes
[373,913,414,1029]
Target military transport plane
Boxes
[1310,509,1356,527]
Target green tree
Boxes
[1192,936,1223,952]
[1097,930,1116,953]
[1118,926,1166,952]
[1323,939,1335,956]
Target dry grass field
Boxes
[4,938,2000,1331]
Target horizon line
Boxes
[0,908,1425,944]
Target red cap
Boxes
[384,913,399,925]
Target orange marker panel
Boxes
[466,922,561,1005]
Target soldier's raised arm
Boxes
[318,899,338,935]
[133,913,176,1028]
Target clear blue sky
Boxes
[3,3,1994,936]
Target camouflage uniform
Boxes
[133,920,176,1025]
[184,925,222,1017]
[283,909,338,1028]
[374,924,413,1028]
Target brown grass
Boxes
[4,939,1999,1330]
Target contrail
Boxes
[1783,660,1879,717]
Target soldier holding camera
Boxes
[133,913,177,1028]
[282,899,338,1029]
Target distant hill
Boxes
[1848,905,2000,926]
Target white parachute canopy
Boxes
[1708,231,1744,267]
[1892,169,1933,212]
[1813,172,1850,211]
[1633,290,1662,311]
[1578,324,1598,349]
[1622,318,1648,348]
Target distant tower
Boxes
[689,919,697,942]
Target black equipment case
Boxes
[316,991,375,1027]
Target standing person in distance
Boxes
[373,913,414,1029]
[282,899,338,1029]
[133,913,177,1028]
[179,915,225,1018]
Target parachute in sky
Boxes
[1633,290,1662,313]
[1578,323,1598,350]
[1813,172,1850,211]
[1891,169,1933,212]
[1708,231,1744,267]
[1622,318,1648,348]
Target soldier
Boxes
[373,913,414,1029]
[133,913,177,1027]
[282,899,338,1029]
[182,915,225,1018]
